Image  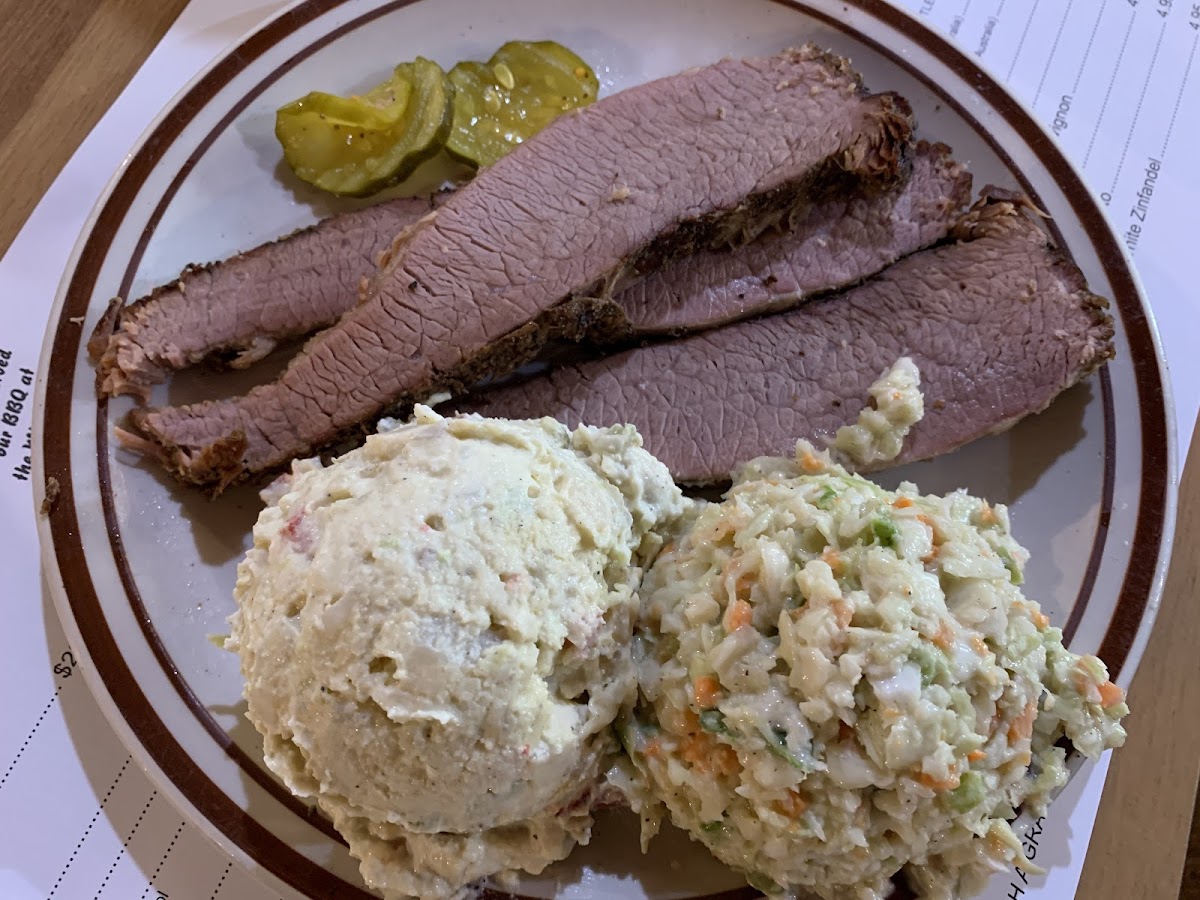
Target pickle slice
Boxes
[275,57,452,196]
[446,41,599,168]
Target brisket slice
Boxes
[455,193,1116,483]
[126,45,915,490]
[94,142,964,402]
[617,140,971,334]
[89,195,442,401]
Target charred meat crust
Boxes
[955,186,1115,376]
[627,92,915,280]
[619,139,973,336]
[115,420,249,496]
[87,297,125,364]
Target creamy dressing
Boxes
[833,357,925,467]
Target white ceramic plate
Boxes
[33,0,1176,897]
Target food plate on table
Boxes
[33,0,1176,898]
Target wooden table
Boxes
[2,1,1197,897]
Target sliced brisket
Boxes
[126,46,915,489]
[94,142,964,402]
[89,196,441,400]
[616,140,970,333]
[456,194,1115,482]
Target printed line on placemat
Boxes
[208,862,233,900]
[93,790,157,900]
[0,686,62,791]
[140,821,186,900]
[1161,32,1198,155]
[1032,0,1073,105]
[1006,0,1040,80]
[1109,18,1169,193]
[1073,0,1110,94]
[48,757,132,898]
[1084,3,1137,165]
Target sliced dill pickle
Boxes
[275,57,452,196]
[446,41,599,168]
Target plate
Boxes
[33,0,1176,897]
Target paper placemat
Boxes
[1,1,1196,897]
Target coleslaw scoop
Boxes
[623,443,1128,899]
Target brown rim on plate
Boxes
[844,0,1166,665]
[38,1,1169,898]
